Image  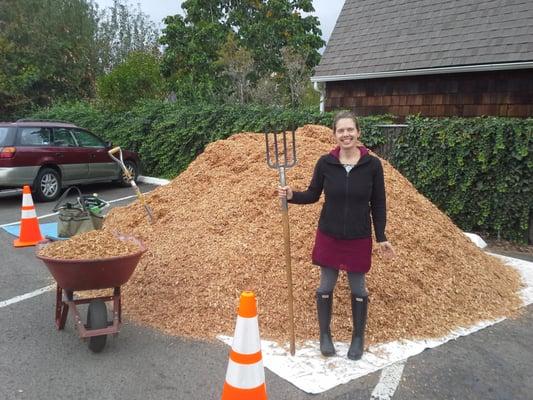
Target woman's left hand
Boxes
[377,241,396,259]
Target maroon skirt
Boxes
[311,229,372,273]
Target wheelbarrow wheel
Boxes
[87,300,108,353]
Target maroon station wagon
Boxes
[0,120,141,201]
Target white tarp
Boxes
[463,232,488,249]
[219,245,533,394]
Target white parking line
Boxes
[0,189,22,195]
[370,362,406,400]
[102,194,138,204]
[0,194,138,229]
[0,285,55,308]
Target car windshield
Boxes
[0,128,11,146]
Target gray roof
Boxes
[313,0,533,79]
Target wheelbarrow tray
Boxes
[36,235,146,291]
[35,235,146,352]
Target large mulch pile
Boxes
[93,125,522,345]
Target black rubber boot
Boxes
[348,295,368,360]
[316,291,336,356]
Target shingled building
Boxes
[312,0,533,118]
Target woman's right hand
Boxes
[278,185,293,200]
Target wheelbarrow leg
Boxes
[55,286,68,330]
[87,300,108,353]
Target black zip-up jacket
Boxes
[288,148,387,242]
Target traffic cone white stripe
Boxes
[21,209,37,219]
[232,316,261,354]
[225,359,265,389]
[22,193,33,207]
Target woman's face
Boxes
[334,118,360,150]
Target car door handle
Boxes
[55,153,63,157]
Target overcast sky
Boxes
[93,0,345,44]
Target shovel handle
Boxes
[109,147,131,179]
[109,146,154,224]
[130,180,154,223]
[108,147,121,156]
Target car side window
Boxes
[52,128,76,147]
[72,129,106,148]
[0,127,13,146]
[19,128,51,146]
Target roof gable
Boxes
[314,0,533,79]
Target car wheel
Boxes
[119,160,138,187]
[34,167,61,202]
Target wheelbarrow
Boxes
[35,235,146,353]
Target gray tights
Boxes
[318,267,368,297]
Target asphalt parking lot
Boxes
[1,183,532,400]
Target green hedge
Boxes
[392,115,532,243]
[32,101,532,242]
[31,100,392,178]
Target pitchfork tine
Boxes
[264,125,297,169]
[264,126,272,167]
[291,128,297,166]
[282,129,289,166]
[273,130,280,167]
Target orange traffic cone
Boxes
[13,185,44,247]
[221,291,267,400]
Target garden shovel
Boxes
[108,146,154,223]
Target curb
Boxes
[138,176,170,186]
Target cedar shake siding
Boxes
[325,69,533,117]
[314,0,533,118]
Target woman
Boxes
[278,111,395,360]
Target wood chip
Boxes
[38,230,140,259]
[94,125,523,345]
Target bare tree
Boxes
[217,33,254,104]
[95,0,159,74]
[281,46,311,107]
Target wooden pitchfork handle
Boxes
[264,127,297,356]
[279,166,296,356]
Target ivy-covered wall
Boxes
[392,115,532,243]
[31,101,392,177]
[32,102,531,242]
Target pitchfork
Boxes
[265,126,297,356]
